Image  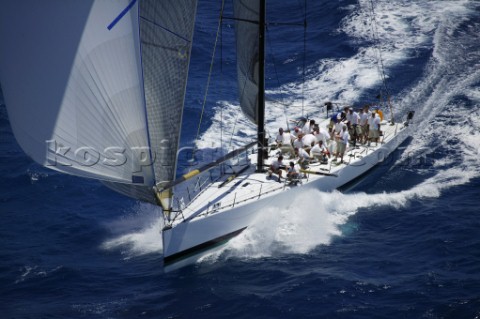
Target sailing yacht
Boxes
[0,0,413,271]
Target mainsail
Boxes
[233,0,260,124]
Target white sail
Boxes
[139,0,198,185]
[0,0,154,186]
[234,0,260,124]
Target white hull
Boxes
[163,122,412,270]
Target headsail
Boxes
[233,0,260,124]
[0,0,154,187]
[139,0,198,187]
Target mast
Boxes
[256,0,266,172]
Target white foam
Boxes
[201,158,477,264]
[14,265,63,284]
[201,12,480,263]
[102,1,480,264]
[196,1,474,153]
[100,203,164,258]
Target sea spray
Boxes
[201,158,479,264]
[99,142,479,262]
[101,203,164,258]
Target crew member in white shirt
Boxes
[287,161,300,182]
[301,133,316,151]
[368,112,381,146]
[359,108,369,144]
[313,127,330,146]
[334,114,344,134]
[275,127,293,156]
[310,140,330,163]
[334,125,349,164]
[294,147,311,169]
[268,155,285,182]
[349,108,360,147]
[302,119,316,134]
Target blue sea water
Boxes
[1,0,480,318]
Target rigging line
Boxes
[367,0,395,121]
[220,0,244,150]
[266,97,323,111]
[227,53,249,151]
[367,0,390,97]
[195,0,225,144]
[220,13,224,162]
[227,48,252,150]
[222,16,258,24]
[365,2,382,82]
[227,103,241,150]
[139,16,191,43]
[225,12,241,150]
[223,16,304,27]
[266,26,290,131]
[301,0,307,117]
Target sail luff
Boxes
[136,1,156,186]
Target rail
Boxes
[200,182,286,217]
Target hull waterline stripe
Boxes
[163,227,247,266]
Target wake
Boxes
[200,160,478,263]
[197,0,480,263]
[100,0,480,264]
